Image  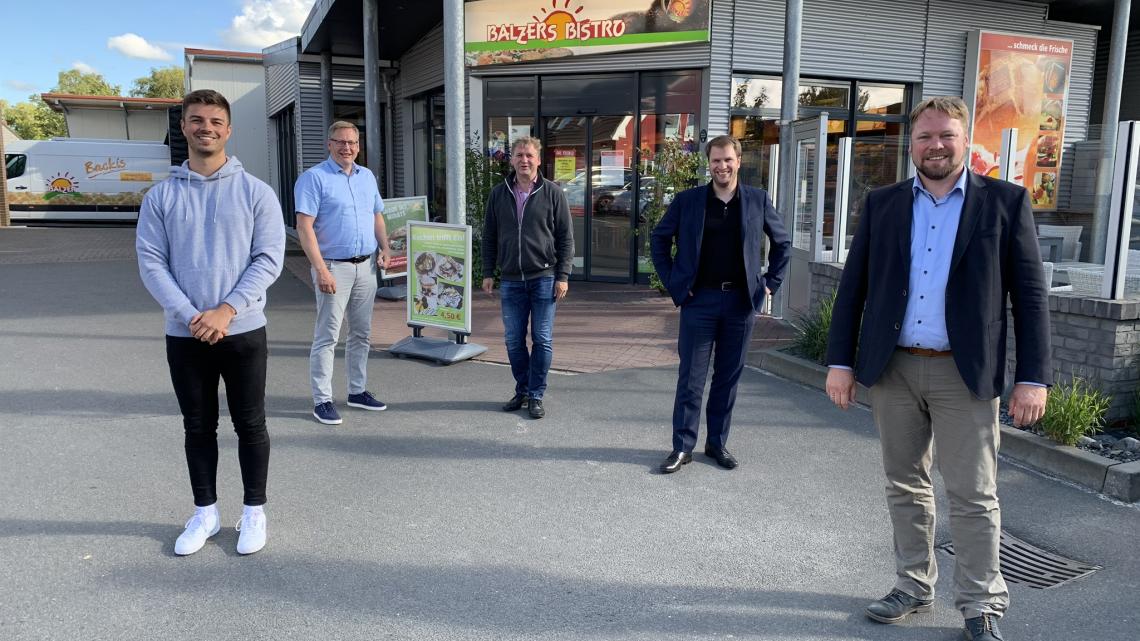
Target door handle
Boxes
[15,186,27,190]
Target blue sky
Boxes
[0,0,315,105]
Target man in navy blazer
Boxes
[650,135,790,474]
[825,97,1050,641]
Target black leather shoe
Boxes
[704,445,738,469]
[864,589,934,624]
[658,451,692,473]
[502,393,529,412]
[963,614,1004,640]
[528,398,545,419]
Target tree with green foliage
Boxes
[52,69,120,96]
[0,99,66,139]
[1,69,121,139]
[130,66,184,99]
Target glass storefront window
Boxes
[486,116,534,161]
[858,83,906,115]
[731,76,781,111]
[639,71,701,275]
[731,75,909,262]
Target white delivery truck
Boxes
[4,138,170,222]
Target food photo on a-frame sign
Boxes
[379,196,430,279]
[405,221,473,335]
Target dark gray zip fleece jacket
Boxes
[481,171,574,282]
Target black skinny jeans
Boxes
[166,326,270,507]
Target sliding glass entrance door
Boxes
[543,115,636,281]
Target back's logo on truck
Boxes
[44,172,82,201]
[85,157,128,178]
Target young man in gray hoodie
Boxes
[136,89,285,556]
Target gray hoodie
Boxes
[136,156,286,337]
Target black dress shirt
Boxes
[695,187,747,289]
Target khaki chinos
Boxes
[870,349,1007,620]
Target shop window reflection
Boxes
[730,75,910,262]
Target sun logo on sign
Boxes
[533,0,584,41]
[46,172,79,193]
[42,172,83,202]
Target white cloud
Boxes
[4,80,38,92]
[223,0,315,49]
[107,33,172,61]
[71,61,98,74]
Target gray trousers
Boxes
[869,350,1007,620]
[310,258,378,404]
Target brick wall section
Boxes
[1007,294,1140,423]
[810,262,1140,423]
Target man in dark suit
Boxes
[650,135,790,474]
[825,97,1050,641]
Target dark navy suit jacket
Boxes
[825,172,1052,400]
[650,183,791,311]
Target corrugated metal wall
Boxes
[706,0,737,135]
[298,62,328,169]
[922,0,1049,98]
[709,0,927,135]
[331,64,367,101]
[394,25,445,197]
[923,2,1097,210]
[266,63,297,117]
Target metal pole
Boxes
[1091,0,1130,264]
[775,0,802,316]
[443,0,466,225]
[363,0,384,178]
[383,73,395,196]
[320,50,334,131]
[0,103,9,227]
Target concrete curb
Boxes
[754,347,1140,503]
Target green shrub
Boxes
[1129,388,1140,436]
[791,289,836,365]
[1039,377,1110,446]
[638,138,705,292]
[464,136,509,284]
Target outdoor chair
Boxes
[1037,224,1083,262]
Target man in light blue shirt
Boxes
[825,97,1050,641]
[295,121,391,425]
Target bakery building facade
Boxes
[264,0,1126,303]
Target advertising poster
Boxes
[600,150,625,186]
[964,30,1073,210]
[407,221,473,334]
[465,0,710,66]
[379,196,429,279]
[553,148,577,181]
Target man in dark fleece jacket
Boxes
[481,136,574,419]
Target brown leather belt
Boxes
[896,346,952,357]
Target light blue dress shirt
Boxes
[898,169,969,351]
[294,157,385,260]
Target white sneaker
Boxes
[174,506,220,556]
[235,508,267,555]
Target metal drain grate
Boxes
[937,531,1101,589]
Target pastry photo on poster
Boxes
[406,221,473,334]
[964,30,1073,210]
[379,196,430,279]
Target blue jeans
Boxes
[499,276,557,400]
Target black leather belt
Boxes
[330,254,371,264]
[698,281,741,291]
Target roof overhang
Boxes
[40,94,182,113]
[300,0,442,59]
[184,48,265,64]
